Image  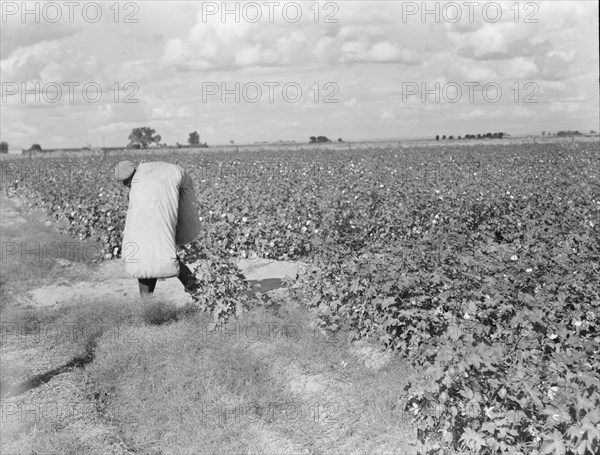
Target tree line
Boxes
[436,132,505,141]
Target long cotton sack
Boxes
[122,162,192,279]
[176,171,201,246]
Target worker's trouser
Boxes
[138,259,196,295]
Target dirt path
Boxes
[23,255,306,309]
[0,194,305,309]
[0,196,26,225]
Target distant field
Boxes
[3,135,598,159]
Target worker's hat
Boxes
[114,160,136,182]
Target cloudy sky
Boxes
[1,1,598,148]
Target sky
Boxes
[1,0,598,148]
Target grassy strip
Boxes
[85,300,418,454]
[86,308,295,454]
[0,195,102,314]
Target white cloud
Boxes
[341,40,420,64]
[344,98,360,108]
[0,21,80,57]
[549,100,582,114]
[535,50,576,81]
[313,35,336,62]
[151,107,172,120]
[497,57,539,79]
[162,38,189,66]
[96,104,114,121]
[176,106,194,118]
[161,11,316,70]
[90,121,147,134]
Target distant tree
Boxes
[435,135,440,141]
[309,136,332,143]
[448,135,454,140]
[442,135,446,140]
[29,144,42,152]
[338,138,343,142]
[542,131,546,136]
[497,132,504,139]
[590,130,597,134]
[476,134,481,139]
[458,136,461,140]
[128,127,161,149]
[557,130,582,137]
[176,142,182,149]
[230,140,235,144]
[0,141,8,153]
[188,131,200,146]
[485,132,492,138]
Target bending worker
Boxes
[114,160,201,297]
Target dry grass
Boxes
[2,288,419,454]
[83,298,418,454]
